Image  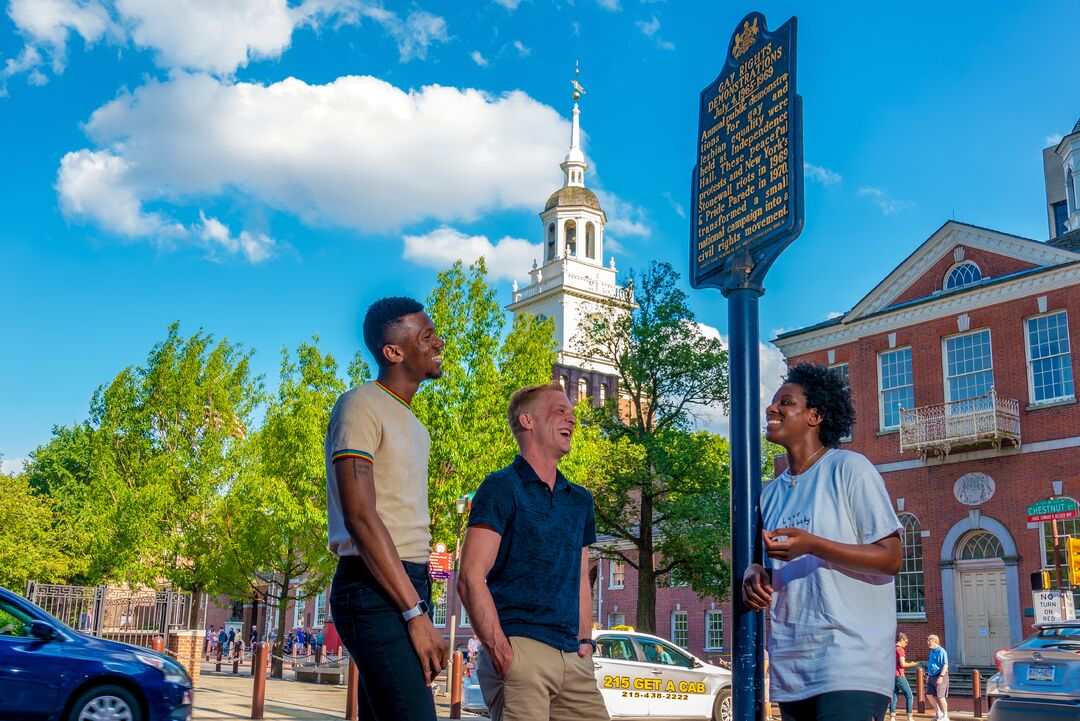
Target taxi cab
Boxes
[461,629,733,720]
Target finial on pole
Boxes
[571,60,586,100]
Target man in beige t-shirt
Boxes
[326,296,448,721]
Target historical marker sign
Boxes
[429,542,453,581]
[690,12,804,291]
[1026,497,1079,523]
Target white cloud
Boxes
[2,1,449,86]
[804,162,841,186]
[402,226,539,281]
[594,188,650,244]
[512,40,531,57]
[825,310,843,320]
[58,73,570,245]
[198,212,276,263]
[470,50,489,67]
[1046,133,1064,146]
[692,323,788,437]
[634,14,674,49]
[493,0,522,8]
[596,0,621,10]
[0,457,29,475]
[858,186,915,215]
[661,190,686,219]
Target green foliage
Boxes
[413,259,556,547]
[569,261,731,632]
[211,339,345,672]
[0,468,81,590]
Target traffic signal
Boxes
[1031,570,1052,591]
[1067,537,1080,587]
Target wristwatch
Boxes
[402,600,430,622]
[579,638,597,652]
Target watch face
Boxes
[419,600,430,614]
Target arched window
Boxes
[896,513,925,617]
[586,222,596,259]
[958,530,1005,560]
[547,223,556,261]
[559,375,568,390]
[577,377,589,401]
[565,220,577,257]
[598,383,607,403]
[945,261,982,291]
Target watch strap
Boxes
[579,638,597,651]
[402,599,429,621]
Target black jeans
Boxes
[779,691,891,721]
[330,556,436,721]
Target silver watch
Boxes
[402,599,430,622]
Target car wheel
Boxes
[68,684,142,721]
[712,688,732,721]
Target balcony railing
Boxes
[899,389,1020,459]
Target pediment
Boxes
[844,221,1080,322]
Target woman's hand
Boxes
[741,563,773,611]
[763,527,820,562]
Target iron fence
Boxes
[24,581,193,649]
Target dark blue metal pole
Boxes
[727,286,764,721]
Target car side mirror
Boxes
[692,658,703,668]
[30,621,60,641]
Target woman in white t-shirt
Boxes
[742,363,903,721]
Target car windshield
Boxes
[1018,626,1080,648]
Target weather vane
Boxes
[571,60,586,100]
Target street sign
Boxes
[429,542,453,581]
[1068,537,1080,586]
[1033,590,1076,624]
[1026,498,1079,523]
[690,11,804,293]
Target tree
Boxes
[0,466,81,590]
[213,339,345,677]
[412,259,556,549]
[568,261,730,633]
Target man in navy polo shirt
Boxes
[457,382,608,721]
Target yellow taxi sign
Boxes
[1067,537,1080,587]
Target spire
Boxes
[562,62,588,188]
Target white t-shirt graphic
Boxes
[760,449,902,702]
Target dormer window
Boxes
[945,261,982,291]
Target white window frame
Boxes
[1025,310,1075,406]
[607,611,625,628]
[432,590,447,628]
[942,328,994,404]
[830,362,851,442]
[896,512,926,620]
[609,559,625,589]
[878,347,913,430]
[313,591,327,627]
[943,260,983,291]
[293,597,305,629]
[671,611,688,650]
[460,604,470,627]
[704,610,724,651]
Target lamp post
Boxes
[447,494,471,691]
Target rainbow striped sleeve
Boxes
[332,449,374,464]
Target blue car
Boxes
[0,586,192,721]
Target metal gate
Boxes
[24,581,193,649]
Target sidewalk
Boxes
[192,665,988,720]
[192,667,481,720]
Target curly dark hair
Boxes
[363,296,424,367]
[784,362,855,447]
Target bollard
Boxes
[973,669,982,719]
[216,645,223,673]
[345,657,359,720]
[151,635,165,654]
[251,642,268,719]
[292,644,298,668]
[450,651,464,719]
[916,666,925,714]
[233,641,241,675]
[315,644,323,666]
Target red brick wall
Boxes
[891,247,1039,306]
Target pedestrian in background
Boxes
[326,297,448,721]
[890,632,917,721]
[458,383,608,721]
[227,628,236,656]
[204,626,215,660]
[249,624,258,646]
[743,364,903,721]
[925,635,950,721]
[217,627,228,657]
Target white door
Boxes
[958,566,1008,665]
[594,633,653,718]
[636,638,713,719]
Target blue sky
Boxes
[2,0,1078,466]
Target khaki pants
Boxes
[477,635,609,721]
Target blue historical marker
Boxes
[689,12,804,721]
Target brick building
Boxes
[771,117,1080,670]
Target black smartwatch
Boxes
[579,638,597,652]
[402,599,430,622]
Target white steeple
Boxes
[561,103,587,188]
